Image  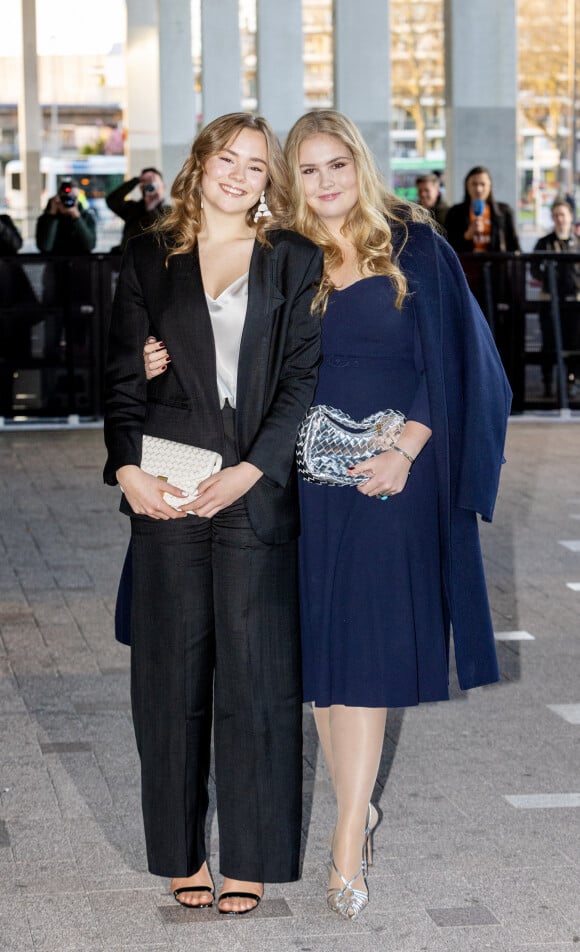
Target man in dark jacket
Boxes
[106,167,167,252]
[415,173,448,231]
[532,199,580,397]
[36,178,96,255]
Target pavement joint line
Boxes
[427,905,500,927]
[558,540,580,551]
[546,704,580,724]
[494,630,535,640]
[504,793,580,808]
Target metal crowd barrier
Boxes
[0,253,121,422]
[1,251,579,422]
[458,250,580,415]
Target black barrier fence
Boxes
[0,254,121,421]
[459,251,580,414]
[1,251,579,421]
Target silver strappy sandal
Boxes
[326,853,369,920]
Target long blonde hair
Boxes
[284,110,432,312]
[155,112,289,262]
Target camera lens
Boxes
[142,184,157,193]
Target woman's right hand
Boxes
[116,465,188,520]
[144,336,170,380]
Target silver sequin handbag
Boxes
[140,435,222,510]
[296,405,406,486]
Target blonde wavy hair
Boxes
[284,109,432,312]
[154,113,289,262]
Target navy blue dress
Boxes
[299,276,449,708]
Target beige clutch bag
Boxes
[140,435,222,510]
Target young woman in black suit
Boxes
[103,113,322,914]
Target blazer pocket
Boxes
[147,396,191,410]
[147,372,191,410]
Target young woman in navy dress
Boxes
[282,111,510,920]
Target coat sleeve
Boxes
[444,203,472,253]
[406,316,431,427]
[501,203,520,252]
[0,215,23,254]
[102,240,150,484]
[106,178,140,219]
[244,247,323,486]
[437,237,512,522]
[71,211,96,252]
[530,236,546,283]
[36,213,58,252]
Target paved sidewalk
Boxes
[0,422,579,952]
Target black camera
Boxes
[59,180,77,207]
[141,183,157,194]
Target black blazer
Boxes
[103,229,323,544]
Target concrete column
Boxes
[158,0,196,186]
[256,0,303,140]
[125,0,162,176]
[201,0,241,121]
[18,0,42,239]
[444,0,518,208]
[333,0,390,178]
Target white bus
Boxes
[4,154,127,219]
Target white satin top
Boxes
[205,271,249,409]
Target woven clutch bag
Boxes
[296,405,405,486]
[141,435,222,510]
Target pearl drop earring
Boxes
[254,190,272,223]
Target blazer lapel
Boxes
[156,246,221,409]
[236,240,286,418]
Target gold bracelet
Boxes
[390,445,415,466]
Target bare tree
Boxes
[518,0,576,185]
[390,0,445,157]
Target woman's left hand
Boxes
[182,462,263,518]
[348,449,412,500]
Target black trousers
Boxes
[129,406,303,882]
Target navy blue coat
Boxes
[398,222,512,688]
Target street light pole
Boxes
[572,0,578,210]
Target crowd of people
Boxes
[0,168,168,258]
[3,153,578,400]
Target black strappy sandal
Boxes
[217,890,262,915]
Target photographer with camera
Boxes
[36,178,96,255]
[106,167,167,253]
